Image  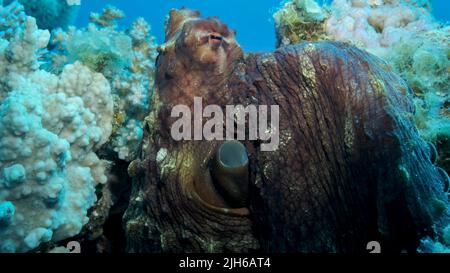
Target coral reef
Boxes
[329,1,450,175]
[323,0,437,56]
[0,1,27,40]
[3,0,80,30]
[0,3,156,253]
[0,0,447,254]
[0,1,113,252]
[275,0,440,54]
[47,6,157,161]
[386,28,450,171]
[274,0,329,46]
[274,0,450,169]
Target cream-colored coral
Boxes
[324,0,437,56]
[57,62,114,147]
[46,7,157,161]
[0,12,113,253]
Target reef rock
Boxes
[124,9,449,253]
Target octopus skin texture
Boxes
[123,9,449,253]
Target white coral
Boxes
[324,0,437,56]
[46,8,157,161]
[57,62,114,147]
[0,12,113,252]
[112,119,144,161]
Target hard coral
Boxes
[46,6,157,161]
[0,2,113,252]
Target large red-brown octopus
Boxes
[123,9,449,253]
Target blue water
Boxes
[76,0,449,52]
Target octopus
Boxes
[123,9,449,253]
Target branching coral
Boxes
[0,2,113,252]
[46,6,157,161]
[89,4,124,28]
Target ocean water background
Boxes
[75,0,449,52]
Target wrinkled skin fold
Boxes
[123,9,449,253]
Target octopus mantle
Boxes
[123,9,449,253]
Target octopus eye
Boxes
[211,141,249,208]
[208,32,224,47]
[209,33,223,41]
